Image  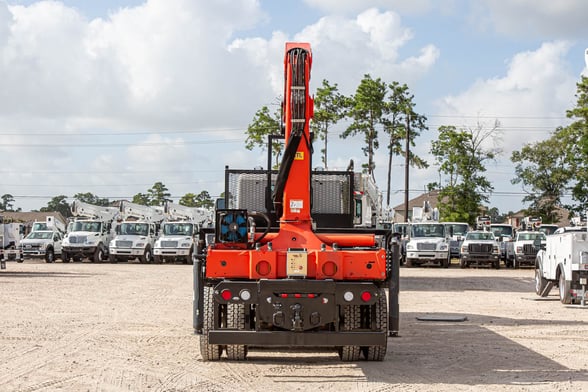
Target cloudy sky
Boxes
[1,0,587,214]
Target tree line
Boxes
[245,74,588,226]
[0,183,215,219]
[3,75,587,226]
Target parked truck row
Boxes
[2,200,214,265]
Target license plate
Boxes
[287,250,307,277]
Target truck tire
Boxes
[93,245,104,263]
[513,257,519,270]
[61,251,70,263]
[361,288,387,361]
[338,305,361,361]
[535,267,548,296]
[140,246,152,264]
[226,302,248,360]
[559,271,572,304]
[493,259,500,270]
[45,248,55,263]
[442,255,450,268]
[153,255,162,264]
[185,248,193,265]
[200,286,222,361]
[109,254,118,263]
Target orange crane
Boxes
[194,42,398,361]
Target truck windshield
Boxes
[519,233,546,241]
[121,223,149,236]
[445,223,468,236]
[27,231,53,240]
[411,224,445,238]
[490,225,513,238]
[163,223,194,236]
[466,232,494,241]
[71,221,102,233]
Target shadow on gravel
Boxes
[0,271,98,278]
[237,312,588,388]
[400,276,535,293]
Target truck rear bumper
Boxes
[208,330,386,346]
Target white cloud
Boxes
[302,0,454,15]
[230,8,439,96]
[435,41,575,155]
[475,0,588,38]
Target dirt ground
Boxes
[1,259,587,392]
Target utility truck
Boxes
[459,230,500,269]
[153,202,211,264]
[0,216,25,269]
[404,203,450,268]
[21,216,66,263]
[194,43,396,361]
[522,216,542,231]
[535,227,588,305]
[490,223,514,263]
[109,201,164,263]
[443,222,470,259]
[506,230,546,268]
[62,200,120,262]
[475,215,491,231]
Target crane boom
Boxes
[120,201,165,222]
[71,200,120,221]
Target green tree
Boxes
[311,79,347,169]
[40,195,71,218]
[147,182,172,206]
[73,192,110,206]
[430,121,501,225]
[195,190,214,208]
[561,76,588,211]
[383,82,428,206]
[245,104,282,167]
[132,193,150,205]
[0,194,17,211]
[341,75,388,176]
[511,133,570,223]
[179,193,198,207]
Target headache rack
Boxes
[222,167,354,229]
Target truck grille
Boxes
[523,244,538,255]
[116,241,133,248]
[417,243,436,251]
[24,244,42,250]
[160,241,178,248]
[69,236,86,244]
[468,243,493,253]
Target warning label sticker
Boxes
[290,199,303,212]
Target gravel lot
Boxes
[1,259,587,391]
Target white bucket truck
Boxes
[21,216,66,263]
[153,202,212,264]
[0,216,25,269]
[535,226,588,305]
[404,203,450,268]
[62,200,120,263]
[108,201,164,263]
